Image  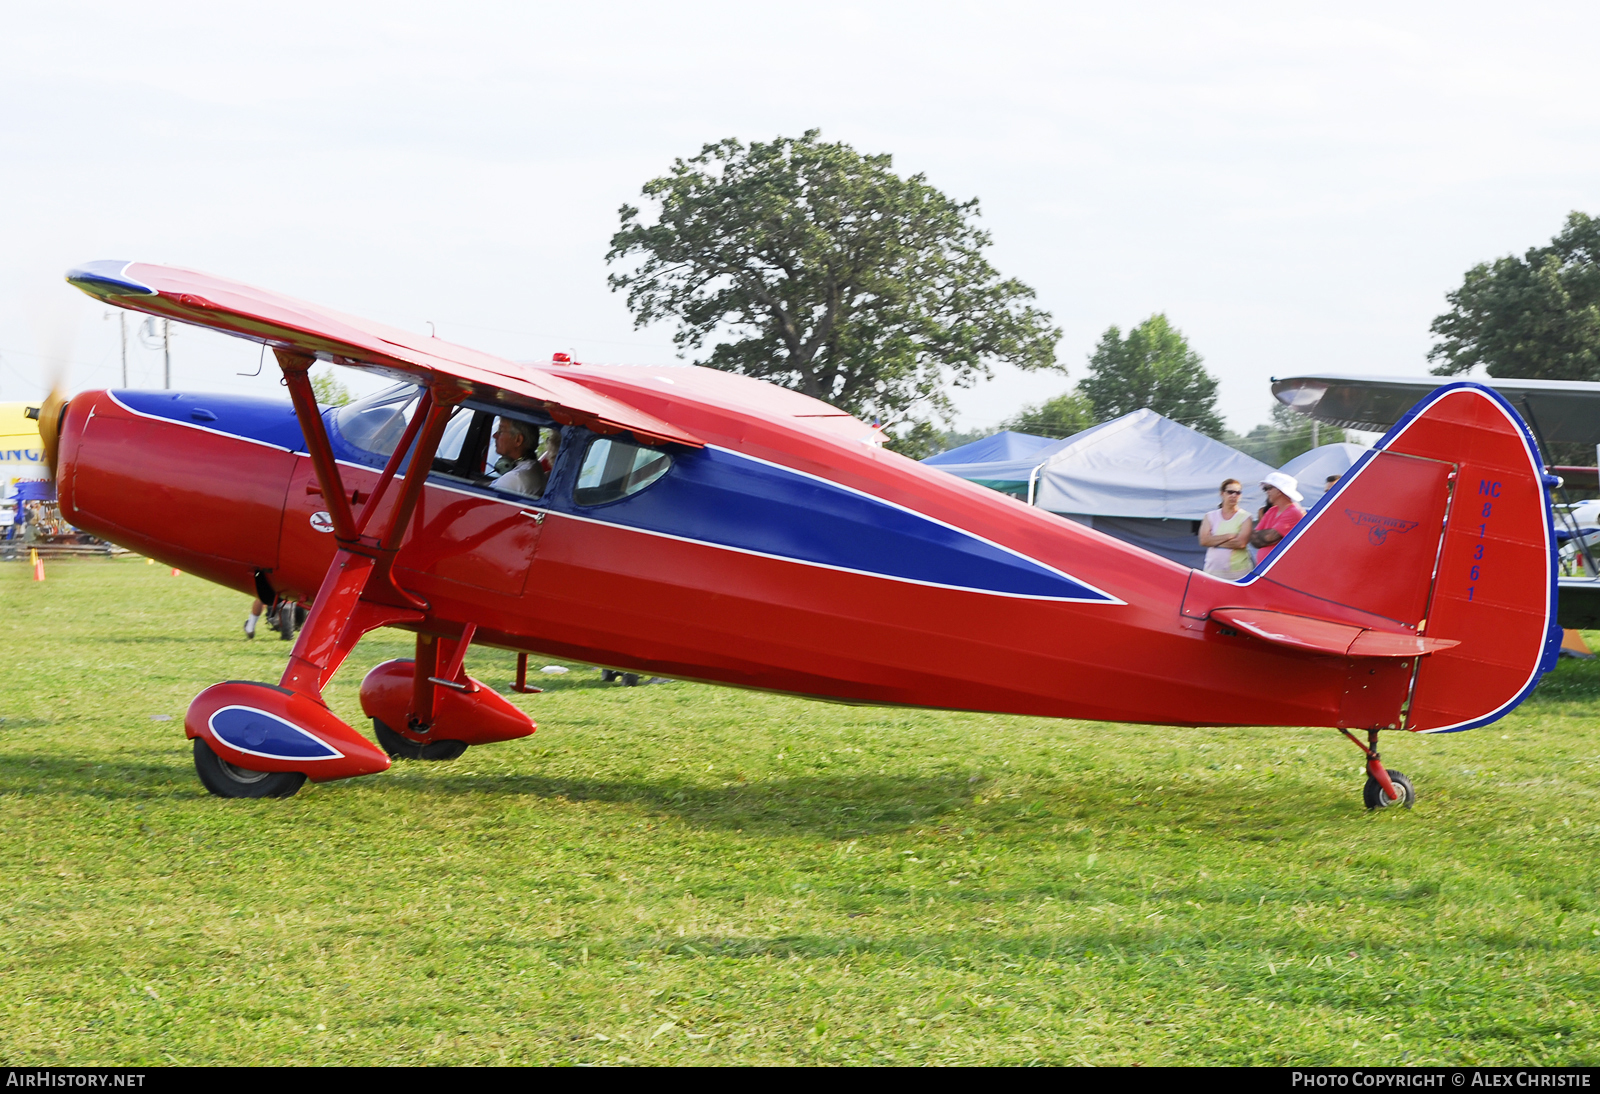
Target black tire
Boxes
[1364,769,1416,810]
[600,670,618,682]
[621,673,641,687]
[373,719,468,762]
[193,738,306,799]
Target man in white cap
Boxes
[1249,471,1306,562]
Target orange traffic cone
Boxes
[1560,628,1595,660]
[31,549,44,582]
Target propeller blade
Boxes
[29,373,68,481]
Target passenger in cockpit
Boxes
[539,425,562,475]
[491,418,547,497]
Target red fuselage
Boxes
[56,364,1501,733]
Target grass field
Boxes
[2,557,1598,1066]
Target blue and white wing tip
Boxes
[66,260,156,298]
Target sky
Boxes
[3,1,1599,434]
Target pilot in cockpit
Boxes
[490,417,548,497]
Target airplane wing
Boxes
[65,260,702,448]
[1272,373,1600,445]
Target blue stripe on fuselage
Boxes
[543,445,1114,601]
[113,391,305,451]
[136,394,1109,602]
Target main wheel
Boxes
[193,738,306,799]
[1363,769,1415,810]
[373,719,468,762]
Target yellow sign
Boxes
[1,402,48,499]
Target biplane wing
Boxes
[1272,373,1600,445]
[65,260,702,449]
[1273,372,1600,630]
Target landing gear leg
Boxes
[1340,728,1415,810]
[183,357,462,798]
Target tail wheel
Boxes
[373,719,468,762]
[192,738,306,799]
[1364,770,1415,810]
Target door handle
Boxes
[520,510,546,525]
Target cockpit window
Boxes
[335,384,419,457]
[334,383,469,463]
[574,438,671,506]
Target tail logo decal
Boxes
[1344,509,1420,546]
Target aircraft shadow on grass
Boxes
[378,769,986,836]
[4,746,1391,838]
[0,752,185,799]
[1,750,983,835]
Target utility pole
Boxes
[163,319,170,389]
[119,313,127,387]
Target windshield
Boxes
[335,383,469,463]
[336,384,418,457]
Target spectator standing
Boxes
[1250,472,1307,562]
[1199,478,1254,580]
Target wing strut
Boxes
[273,349,461,697]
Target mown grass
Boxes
[1,557,1598,1065]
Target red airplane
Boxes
[42,261,1559,808]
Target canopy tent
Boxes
[921,430,1074,497]
[1031,410,1280,567]
[923,411,1280,568]
[1279,442,1368,508]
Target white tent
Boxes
[1032,409,1279,567]
[1279,442,1369,507]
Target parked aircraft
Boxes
[40,263,1562,809]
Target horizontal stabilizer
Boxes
[1210,608,1460,659]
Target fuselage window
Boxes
[574,438,671,506]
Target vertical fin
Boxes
[1251,383,1560,732]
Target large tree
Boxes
[1078,314,1224,437]
[1429,211,1600,380]
[606,131,1062,451]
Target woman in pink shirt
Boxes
[1250,472,1306,562]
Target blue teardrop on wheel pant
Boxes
[209,706,341,760]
